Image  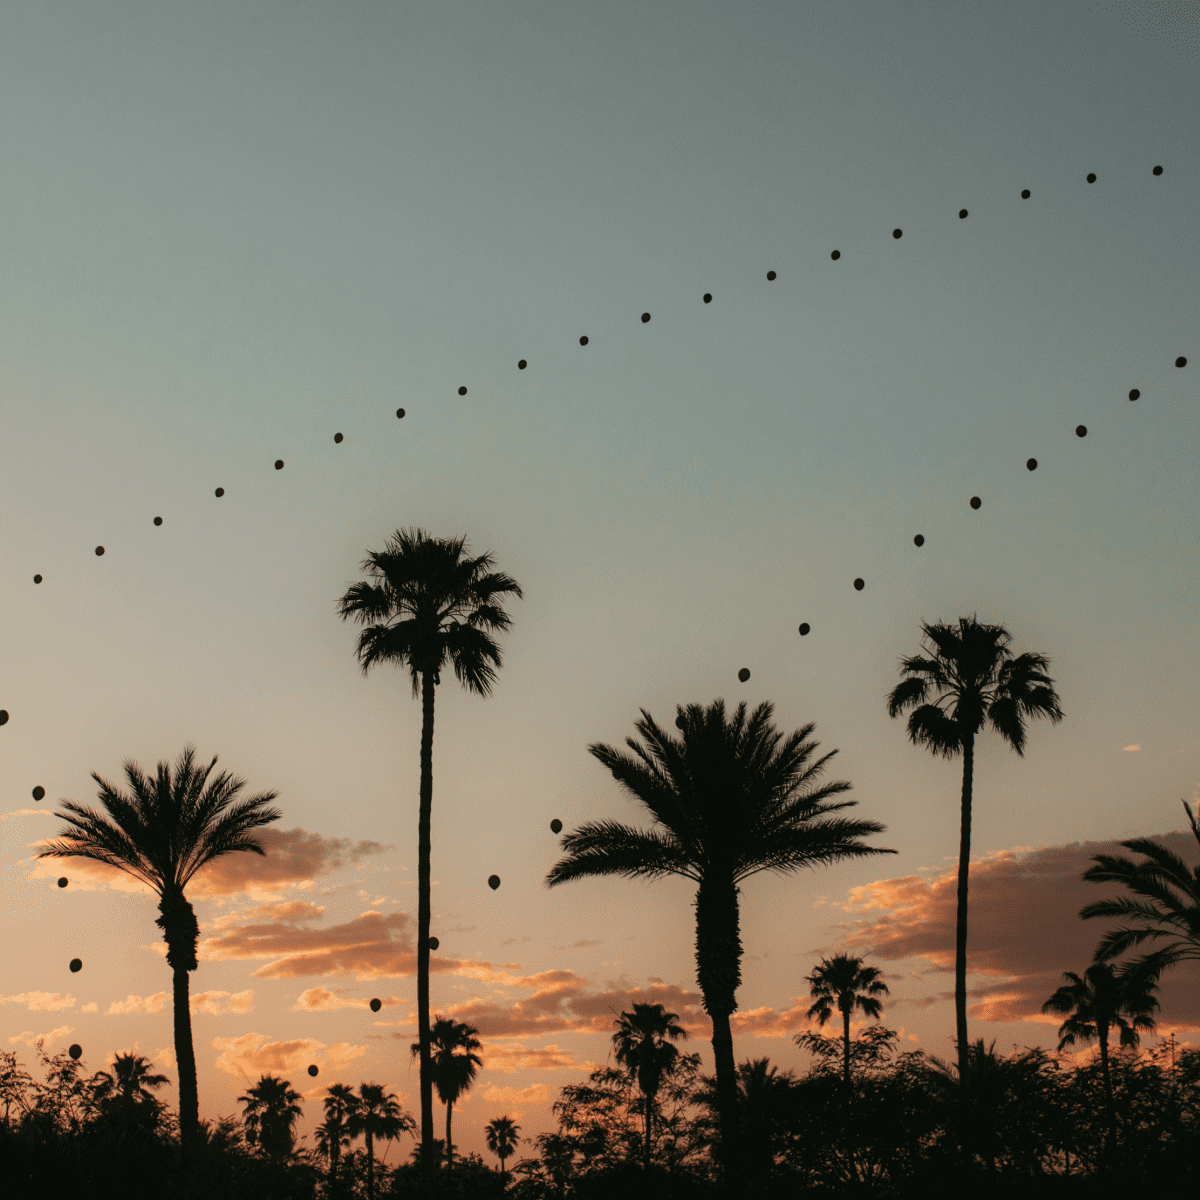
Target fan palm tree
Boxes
[90,1052,170,1131]
[411,1015,483,1168]
[338,528,522,1170]
[239,1074,304,1163]
[1041,961,1158,1159]
[545,698,896,1191]
[803,954,890,1089]
[348,1081,414,1200]
[886,615,1063,1094]
[317,1082,358,1197]
[612,1002,688,1171]
[36,746,280,1160]
[485,1115,521,1184]
[1079,798,1200,983]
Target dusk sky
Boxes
[2,0,1198,1168]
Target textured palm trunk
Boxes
[841,1000,851,1089]
[1098,1021,1116,1163]
[954,733,975,1100]
[446,1099,454,1168]
[158,886,200,1170]
[329,1140,340,1196]
[418,670,436,1173]
[642,1092,652,1173]
[366,1127,376,1200]
[695,875,743,1193]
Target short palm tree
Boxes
[612,1002,688,1171]
[317,1082,358,1197]
[1079,798,1200,982]
[36,746,280,1159]
[886,616,1063,1093]
[90,1052,170,1127]
[338,528,522,1170]
[411,1015,483,1168]
[803,954,890,1088]
[239,1074,304,1162]
[1041,961,1159,1158]
[348,1081,414,1200]
[545,698,896,1190]
[485,1115,521,1184]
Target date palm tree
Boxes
[803,954,890,1089]
[348,1081,414,1200]
[886,615,1063,1094]
[612,1002,688,1171]
[239,1074,304,1162]
[317,1082,358,1197]
[546,698,896,1192]
[1040,961,1159,1160]
[338,528,522,1171]
[90,1052,170,1131]
[1079,798,1200,983]
[485,1115,521,1184]
[36,746,280,1163]
[411,1015,483,1169]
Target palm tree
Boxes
[348,1081,414,1200]
[1079,798,1200,983]
[611,1002,688,1171]
[90,1052,170,1128]
[545,698,896,1191]
[886,615,1063,1093]
[36,746,280,1159]
[803,954,889,1089]
[239,1074,304,1163]
[317,1083,358,1197]
[411,1015,483,1168]
[338,528,522,1170]
[1041,962,1159,1159]
[485,1115,521,1185]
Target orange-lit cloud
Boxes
[211,1032,366,1079]
[108,992,170,1015]
[1122,744,1141,752]
[823,831,1200,1031]
[292,986,405,1013]
[474,1081,556,1118]
[81,1002,98,1013]
[479,1042,590,1075]
[8,1024,73,1049]
[191,989,255,1015]
[1,992,77,1012]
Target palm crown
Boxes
[485,1115,521,1177]
[805,953,890,1023]
[239,1074,304,1162]
[1041,962,1159,1052]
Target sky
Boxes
[2,0,1198,1168]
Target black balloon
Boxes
[34,574,42,583]
[69,1044,81,1060]
[675,715,685,729]
[738,668,750,682]
[1027,458,1037,471]
[550,819,563,834]
[1128,389,1140,401]
[396,408,405,418]
[428,937,439,951]
[215,487,225,497]
[58,877,68,888]
[970,496,982,509]
[488,874,500,890]
[579,336,588,345]
[370,998,382,1012]
[959,209,968,219]
[0,711,7,725]
[275,460,284,470]
[641,313,651,323]
[154,517,163,526]
[69,958,82,973]
[703,293,712,303]
[32,786,44,801]
[830,250,840,260]
[95,546,104,556]
[798,623,810,636]
[913,535,924,547]
[334,433,343,443]
[892,229,902,239]
[518,360,527,369]
[308,1064,319,1077]
[1086,173,1096,183]
[458,387,467,395]
[853,578,864,591]
[1021,190,1031,198]
[1153,165,1163,175]
[1076,425,1087,437]
[766,271,776,281]
[1176,357,1187,368]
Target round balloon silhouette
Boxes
[488,874,500,890]
[458,387,467,395]
[334,432,343,443]
[396,408,405,418]
[215,487,224,497]
[32,786,44,801]
[0,711,8,725]
[1153,165,1163,175]
[1021,190,1031,198]
[550,819,562,834]
[57,877,68,888]
[518,360,527,369]
[675,715,685,729]
[959,209,968,219]
[275,460,284,470]
[69,959,82,973]
[154,517,163,526]
[579,336,588,345]
[641,313,651,323]
[1128,389,1140,401]
[892,229,902,239]
[1086,173,1096,183]
[738,668,750,682]
[853,578,864,591]
[307,1064,318,1077]
[95,546,104,556]
[370,998,382,1012]
[913,534,924,547]
[830,250,840,260]
[34,574,42,583]
[766,271,776,281]
[1076,425,1087,437]
[1027,458,1038,471]
[970,496,982,509]
[428,937,439,951]
[798,623,810,636]
[69,1044,81,1060]
[703,293,712,303]
[1176,357,1187,368]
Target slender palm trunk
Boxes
[329,1140,339,1196]
[171,964,198,1157]
[695,875,743,1192]
[417,670,436,1173]
[446,1098,454,1168]
[841,1000,851,1089]
[642,1090,652,1172]
[954,733,975,1098]
[500,1152,508,1185]
[366,1127,376,1200]
[1098,1022,1116,1163]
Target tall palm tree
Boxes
[317,1082,358,1197]
[338,527,522,1170]
[485,1115,521,1185]
[36,746,280,1160]
[545,698,896,1191]
[1040,961,1159,1159]
[239,1074,304,1163]
[611,1002,688,1171]
[803,954,890,1089]
[1079,798,1200,983]
[348,1081,414,1200]
[886,615,1063,1093]
[411,1015,483,1168]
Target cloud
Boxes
[108,993,170,1015]
[8,1025,73,1049]
[826,831,1200,1031]
[474,1082,556,1118]
[1123,744,1141,752]
[154,1046,175,1073]
[81,1003,98,1013]
[211,1033,366,1079]
[292,986,394,1013]
[479,1043,591,1075]
[0,992,77,1012]
[191,990,255,1015]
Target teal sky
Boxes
[3,0,1198,1165]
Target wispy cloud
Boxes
[211,1032,366,1079]
[1122,744,1141,752]
[8,1024,73,1049]
[191,990,255,1015]
[108,993,170,1015]
[0,992,77,1012]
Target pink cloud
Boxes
[210,1032,367,1079]
[479,1043,592,1075]
[108,992,170,1015]
[191,990,255,1015]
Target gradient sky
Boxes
[3,0,1198,1168]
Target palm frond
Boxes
[545,821,697,886]
[905,704,963,758]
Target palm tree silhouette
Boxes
[545,698,896,1191]
[348,1081,414,1200]
[90,1052,170,1129]
[1040,961,1158,1161]
[316,1082,358,1197]
[410,1015,483,1168]
[485,1115,521,1184]
[338,528,522,1169]
[611,1002,688,1171]
[36,746,280,1162]
[1078,798,1200,983]
[886,615,1063,1094]
[238,1074,304,1162]
[803,954,889,1089]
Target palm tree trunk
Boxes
[954,733,975,1098]
[366,1128,376,1200]
[446,1098,454,1169]
[694,875,743,1193]
[643,1093,652,1173]
[841,1002,851,1090]
[171,963,198,1158]
[1098,1022,1116,1164]
[418,669,436,1173]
